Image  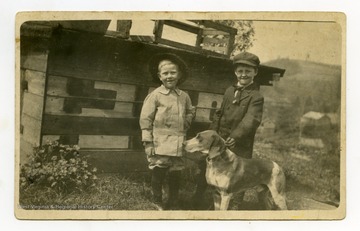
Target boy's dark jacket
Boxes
[209,83,264,158]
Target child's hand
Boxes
[144,142,155,156]
[225,137,236,149]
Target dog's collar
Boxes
[206,150,227,162]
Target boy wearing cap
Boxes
[193,52,264,209]
[140,53,195,210]
[211,51,264,157]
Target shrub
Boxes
[20,140,97,194]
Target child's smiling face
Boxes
[234,64,258,86]
[158,61,181,89]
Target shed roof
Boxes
[326,113,340,125]
[21,20,286,88]
[302,111,326,120]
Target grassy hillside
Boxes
[265,58,341,78]
[255,59,342,206]
[259,58,341,134]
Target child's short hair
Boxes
[149,53,189,85]
[158,60,178,72]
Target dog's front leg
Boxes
[219,192,233,210]
[213,190,221,210]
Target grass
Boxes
[19,133,340,211]
[255,133,340,205]
[19,172,156,210]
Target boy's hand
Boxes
[225,137,236,149]
[143,142,155,156]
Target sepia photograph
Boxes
[15,12,345,220]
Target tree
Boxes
[213,20,255,55]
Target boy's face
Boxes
[158,62,180,89]
[234,64,258,86]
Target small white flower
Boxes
[73,145,80,151]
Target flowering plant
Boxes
[20,140,97,193]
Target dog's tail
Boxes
[271,162,287,210]
[274,163,286,193]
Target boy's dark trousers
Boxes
[166,170,181,209]
[151,167,167,205]
[151,167,181,209]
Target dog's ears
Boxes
[208,133,226,159]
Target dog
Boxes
[184,130,287,210]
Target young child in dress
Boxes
[140,53,195,210]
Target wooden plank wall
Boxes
[38,29,231,171]
[20,33,52,164]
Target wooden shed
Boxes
[19,20,285,172]
[258,118,277,137]
[299,111,333,148]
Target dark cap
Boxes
[148,53,189,85]
[233,52,260,67]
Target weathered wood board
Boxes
[21,113,42,145]
[78,135,129,149]
[22,92,44,119]
[23,70,46,96]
